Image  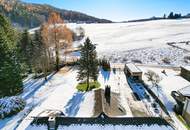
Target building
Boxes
[178,86,190,125]
[181,66,190,82]
[25,113,174,130]
[171,86,190,124]
[124,63,142,80]
[183,97,190,124]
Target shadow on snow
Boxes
[100,69,110,83]
[64,92,85,116]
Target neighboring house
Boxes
[124,63,142,81]
[181,66,190,82]
[171,86,190,124]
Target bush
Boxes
[99,58,111,71]
[184,56,190,63]
[132,59,142,64]
[72,27,85,41]
[0,96,26,119]
[76,81,100,92]
[162,57,171,64]
[184,56,190,61]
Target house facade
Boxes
[183,97,190,124]
[172,86,190,125]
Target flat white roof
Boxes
[181,66,190,71]
[126,63,142,73]
[178,86,190,97]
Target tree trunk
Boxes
[55,47,59,71]
[54,24,59,72]
[65,53,67,63]
[45,75,47,81]
[44,62,48,81]
[86,46,89,91]
[86,74,89,91]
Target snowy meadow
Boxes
[76,19,190,66]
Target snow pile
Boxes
[58,124,173,130]
[0,96,25,119]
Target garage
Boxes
[124,63,142,81]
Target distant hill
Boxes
[0,0,112,28]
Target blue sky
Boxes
[22,0,190,21]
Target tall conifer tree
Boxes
[77,38,99,90]
[0,14,22,96]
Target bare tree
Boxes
[59,25,73,62]
[145,70,162,98]
[46,12,73,71]
[33,29,50,81]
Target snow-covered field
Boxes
[81,19,190,52]
[72,19,190,66]
[33,19,190,66]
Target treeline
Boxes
[0,12,73,97]
[166,12,182,19]
[128,12,190,23]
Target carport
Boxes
[124,63,142,81]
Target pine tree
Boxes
[77,38,99,90]
[0,14,22,96]
[19,29,34,73]
[168,12,174,19]
[33,29,50,81]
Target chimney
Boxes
[48,116,56,130]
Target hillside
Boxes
[0,0,112,28]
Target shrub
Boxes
[162,57,171,64]
[0,96,26,119]
[184,56,190,61]
[72,27,85,41]
[99,58,111,71]
[132,59,142,64]
[184,56,190,63]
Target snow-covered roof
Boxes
[181,66,190,71]
[57,124,173,130]
[125,63,142,73]
[26,124,173,130]
[178,86,190,97]
[25,113,174,130]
